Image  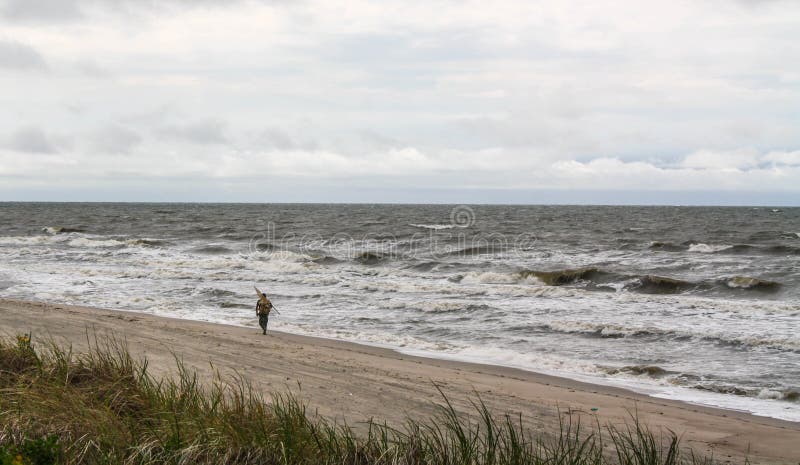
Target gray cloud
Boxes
[0,39,47,70]
[0,0,256,22]
[5,126,58,153]
[75,60,111,78]
[156,119,228,145]
[90,125,142,154]
[254,127,319,152]
[0,0,82,22]
[256,128,296,151]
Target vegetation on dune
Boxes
[0,333,734,465]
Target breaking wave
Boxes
[447,245,507,256]
[451,266,784,297]
[355,251,394,264]
[724,276,781,291]
[627,275,697,294]
[43,226,86,234]
[409,223,455,230]
[649,241,800,256]
[687,243,733,253]
[604,365,672,378]
[189,245,234,255]
[528,320,800,351]
[517,267,601,286]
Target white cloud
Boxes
[0,0,799,201]
[762,150,800,166]
[0,39,46,70]
[680,149,760,170]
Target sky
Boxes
[1,0,799,205]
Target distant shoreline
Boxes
[2,201,799,207]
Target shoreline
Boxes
[298,329,799,424]
[1,298,798,464]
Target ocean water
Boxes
[1,202,798,421]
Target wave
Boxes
[448,245,507,256]
[650,241,800,256]
[67,237,126,248]
[600,366,800,404]
[530,320,800,351]
[517,267,601,286]
[648,241,686,252]
[252,242,275,252]
[409,223,455,230]
[69,236,173,249]
[454,266,784,297]
[536,320,663,339]
[126,238,170,248]
[200,288,237,298]
[355,251,393,264]
[189,245,234,255]
[311,255,344,265]
[604,365,672,378]
[721,244,800,255]
[407,261,441,272]
[766,245,800,255]
[460,271,531,285]
[400,301,495,314]
[627,275,697,294]
[723,276,781,291]
[43,226,86,234]
[220,302,251,309]
[687,243,733,253]
[692,384,799,403]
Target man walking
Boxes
[255,287,274,335]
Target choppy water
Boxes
[1,203,799,421]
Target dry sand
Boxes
[1,298,798,464]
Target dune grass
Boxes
[0,333,729,465]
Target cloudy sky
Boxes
[1,0,799,204]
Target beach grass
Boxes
[0,333,728,465]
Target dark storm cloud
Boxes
[0,39,46,70]
[156,119,228,145]
[6,126,58,153]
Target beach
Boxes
[1,298,797,464]
[3,204,799,423]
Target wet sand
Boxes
[1,298,798,464]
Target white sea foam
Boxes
[461,271,520,284]
[458,271,547,286]
[261,250,313,262]
[409,223,455,230]
[68,237,126,248]
[0,235,65,246]
[688,243,732,253]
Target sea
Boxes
[0,202,798,421]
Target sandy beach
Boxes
[1,297,798,464]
